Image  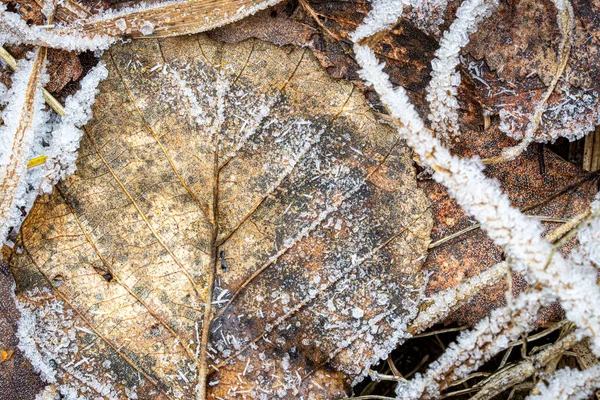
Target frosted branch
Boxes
[0,5,113,52]
[0,49,47,243]
[396,289,545,399]
[353,42,600,356]
[526,364,600,400]
[41,63,109,193]
[426,0,498,141]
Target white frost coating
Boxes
[41,63,109,193]
[404,0,449,37]
[413,262,508,330]
[352,42,600,356]
[0,5,113,51]
[396,289,546,398]
[15,287,120,399]
[571,193,600,270]
[350,0,411,42]
[82,0,284,35]
[12,284,58,384]
[2,63,107,245]
[526,365,600,400]
[0,53,46,243]
[426,0,497,141]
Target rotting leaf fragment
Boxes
[9,35,432,399]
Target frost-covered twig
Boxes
[58,0,284,39]
[526,364,600,400]
[0,49,47,243]
[408,262,508,334]
[351,0,410,43]
[485,0,574,163]
[41,63,108,193]
[0,55,107,247]
[396,289,545,399]
[0,46,65,116]
[426,0,498,141]
[0,5,113,52]
[471,329,579,400]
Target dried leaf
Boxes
[466,0,600,142]
[57,0,285,39]
[209,1,460,118]
[0,261,46,399]
[9,35,432,398]
[45,49,83,93]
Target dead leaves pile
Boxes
[1,0,600,399]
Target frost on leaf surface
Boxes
[10,35,432,399]
[466,0,600,142]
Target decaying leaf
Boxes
[466,0,600,142]
[57,0,284,39]
[209,1,456,118]
[423,124,599,326]
[9,34,432,398]
[0,261,46,400]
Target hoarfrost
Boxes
[139,20,155,36]
[426,0,498,141]
[0,5,114,51]
[14,287,120,399]
[2,63,107,244]
[0,52,47,243]
[526,365,600,400]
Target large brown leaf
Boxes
[9,35,432,399]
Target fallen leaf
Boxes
[209,1,463,119]
[45,49,83,93]
[466,0,600,142]
[0,261,46,399]
[9,34,432,398]
[57,0,285,39]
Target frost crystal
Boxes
[426,0,497,141]
[139,20,155,36]
[526,365,600,400]
[0,5,114,51]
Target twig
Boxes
[0,46,65,116]
[471,330,579,400]
[483,0,574,164]
[429,216,568,249]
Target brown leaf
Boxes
[422,125,599,326]
[466,0,600,142]
[209,1,467,119]
[9,34,432,398]
[0,261,46,400]
[45,49,83,94]
[57,0,286,39]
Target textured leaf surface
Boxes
[0,261,46,400]
[467,0,600,142]
[9,35,432,399]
